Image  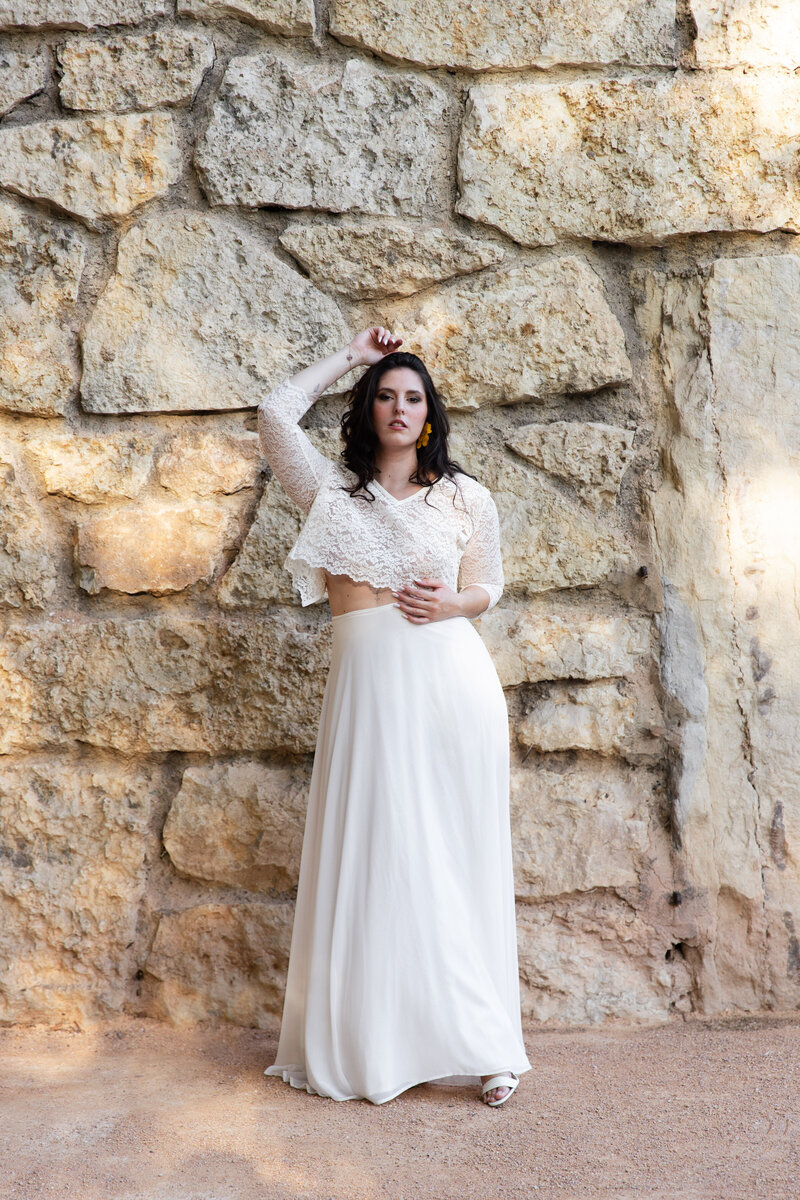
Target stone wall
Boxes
[1,0,798,1030]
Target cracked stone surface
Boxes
[0,39,47,114]
[375,257,632,408]
[195,50,453,217]
[81,212,350,413]
[57,27,214,112]
[691,0,800,67]
[506,420,636,511]
[330,0,676,70]
[279,218,506,299]
[0,0,166,27]
[176,0,314,34]
[636,253,800,1014]
[0,198,85,416]
[457,74,800,245]
[0,111,180,226]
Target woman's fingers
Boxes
[369,326,402,352]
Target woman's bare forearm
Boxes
[287,343,362,402]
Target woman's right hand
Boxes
[348,326,403,366]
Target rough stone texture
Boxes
[81,212,350,414]
[637,254,800,1015]
[162,761,309,894]
[518,681,639,757]
[0,198,84,418]
[457,75,800,246]
[506,421,636,512]
[279,218,506,298]
[691,0,800,67]
[0,40,46,114]
[195,51,452,217]
[0,112,180,226]
[74,501,240,595]
[377,258,632,408]
[0,755,159,1025]
[155,430,260,498]
[217,478,304,608]
[475,601,652,687]
[176,0,314,34]
[22,433,155,502]
[330,0,676,71]
[144,902,294,1025]
[452,437,634,593]
[0,438,59,609]
[518,895,686,1024]
[57,28,214,112]
[510,758,650,899]
[0,0,167,27]
[0,613,331,756]
[217,428,339,609]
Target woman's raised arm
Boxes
[257,328,402,515]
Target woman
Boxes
[259,325,532,1106]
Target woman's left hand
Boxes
[391,578,462,623]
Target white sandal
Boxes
[480,1072,519,1107]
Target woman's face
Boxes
[372,367,429,451]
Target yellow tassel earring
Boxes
[416,422,432,450]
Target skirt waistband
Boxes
[331,603,400,624]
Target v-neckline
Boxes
[371,477,431,505]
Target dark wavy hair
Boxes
[338,351,477,506]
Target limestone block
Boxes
[702,256,800,1008]
[457,75,800,246]
[691,0,800,68]
[155,430,260,498]
[217,478,302,607]
[451,439,632,593]
[0,612,331,755]
[144,902,294,1025]
[475,603,651,687]
[0,111,180,227]
[506,421,635,511]
[23,433,155,502]
[57,28,214,112]
[518,681,637,756]
[195,51,452,216]
[0,755,159,1026]
[377,258,631,409]
[0,439,58,609]
[0,41,47,114]
[177,0,314,34]
[74,502,240,595]
[0,0,166,27]
[517,896,682,1024]
[330,0,676,70]
[510,759,650,899]
[279,218,505,299]
[218,428,339,608]
[0,197,84,417]
[81,212,350,413]
[162,760,309,894]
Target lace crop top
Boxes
[256,379,504,612]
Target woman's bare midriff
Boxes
[325,571,398,618]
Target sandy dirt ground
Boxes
[2,1014,799,1200]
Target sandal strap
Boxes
[481,1073,518,1093]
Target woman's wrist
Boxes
[342,341,365,370]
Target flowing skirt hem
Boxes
[263,1057,533,1106]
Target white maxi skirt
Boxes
[264,602,532,1104]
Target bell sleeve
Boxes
[457,490,504,612]
[257,378,333,515]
